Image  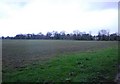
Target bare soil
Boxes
[2,40,118,70]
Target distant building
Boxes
[94,36,99,40]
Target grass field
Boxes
[2,40,118,83]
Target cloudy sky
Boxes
[0,0,119,37]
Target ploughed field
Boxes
[2,40,117,70]
[2,40,118,83]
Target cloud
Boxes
[86,2,118,11]
[0,0,31,18]
[1,0,30,7]
[0,0,118,36]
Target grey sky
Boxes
[0,0,119,37]
[87,2,118,10]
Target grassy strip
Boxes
[2,46,118,83]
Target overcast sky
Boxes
[0,0,119,37]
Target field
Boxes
[2,40,118,83]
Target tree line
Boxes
[1,29,120,41]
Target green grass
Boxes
[2,46,118,83]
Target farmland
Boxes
[2,40,118,83]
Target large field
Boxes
[2,40,118,83]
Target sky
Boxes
[0,0,119,37]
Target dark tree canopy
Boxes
[1,29,120,41]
